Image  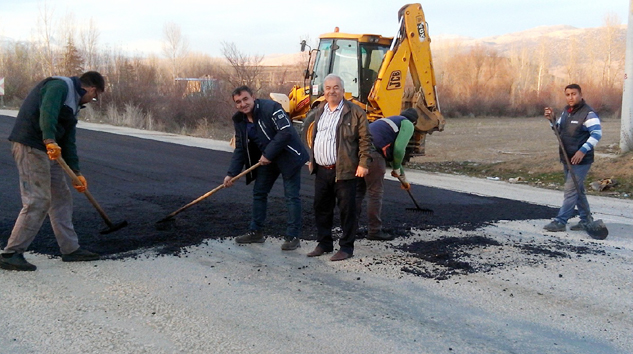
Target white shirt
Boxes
[313,100,344,166]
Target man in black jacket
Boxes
[224,86,308,250]
[1,72,104,272]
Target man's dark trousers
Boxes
[313,166,357,253]
[250,163,302,239]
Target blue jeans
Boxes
[250,163,302,239]
[554,163,592,224]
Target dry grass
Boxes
[410,116,632,199]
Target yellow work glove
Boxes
[391,170,410,191]
[73,175,88,193]
[45,142,61,160]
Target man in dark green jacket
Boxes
[1,72,104,272]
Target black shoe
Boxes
[0,253,37,271]
[281,237,300,251]
[543,220,566,232]
[366,231,395,241]
[62,248,100,262]
[330,250,353,261]
[235,230,265,244]
[306,245,333,257]
[570,221,588,231]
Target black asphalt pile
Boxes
[0,115,558,260]
[393,233,607,280]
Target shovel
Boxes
[550,124,608,240]
[392,172,434,215]
[156,162,261,227]
[56,156,128,234]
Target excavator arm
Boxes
[368,3,445,156]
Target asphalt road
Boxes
[2,114,631,354]
[0,115,555,258]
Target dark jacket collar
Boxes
[566,99,586,114]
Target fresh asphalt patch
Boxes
[1,115,559,277]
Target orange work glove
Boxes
[73,175,88,193]
[45,142,62,160]
[391,170,410,191]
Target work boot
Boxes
[235,230,265,244]
[543,220,566,232]
[0,253,37,271]
[366,231,395,241]
[61,248,100,262]
[281,237,300,251]
[570,221,588,231]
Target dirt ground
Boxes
[413,116,631,197]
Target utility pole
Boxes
[621,0,633,152]
[0,77,4,107]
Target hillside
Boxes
[264,25,627,79]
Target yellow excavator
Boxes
[270,3,445,159]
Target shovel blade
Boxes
[586,219,608,240]
[405,207,434,215]
[100,220,128,235]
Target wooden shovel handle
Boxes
[55,156,115,227]
[160,162,261,221]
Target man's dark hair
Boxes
[80,71,105,92]
[400,108,419,124]
[232,85,253,98]
[565,83,582,93]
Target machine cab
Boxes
[309,30,392,104]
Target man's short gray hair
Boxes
[324,74,344,90]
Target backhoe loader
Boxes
[269,3,445,159]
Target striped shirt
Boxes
[313,100,344,166]
[556,111,602,153]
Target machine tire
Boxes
[300,114,316,150]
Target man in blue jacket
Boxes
[356,108,418,241]
[224,86,308,250]
[1,71,104,272]
[543,84,602,232]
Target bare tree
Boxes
[535,37,551,98]
[35,1,56,76]
[162,22,189,79]
[221,41,264,92]
[599,13,623,90]
[79,18,100,70]
[564,37,580,83]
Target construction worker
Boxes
[305,74,373,261]
[1,71,104,271]
[356,108,418,241]
[224,86,308,250]
[543,83,602,232]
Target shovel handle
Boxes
[55,156,115,227]
[394,174,423,210]
[550,125,582,193]
[159,162,261,221]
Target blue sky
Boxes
[0,0,629,57]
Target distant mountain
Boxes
[260,52,306,66]
[433,25,627,67]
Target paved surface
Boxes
[1,111,632,354]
